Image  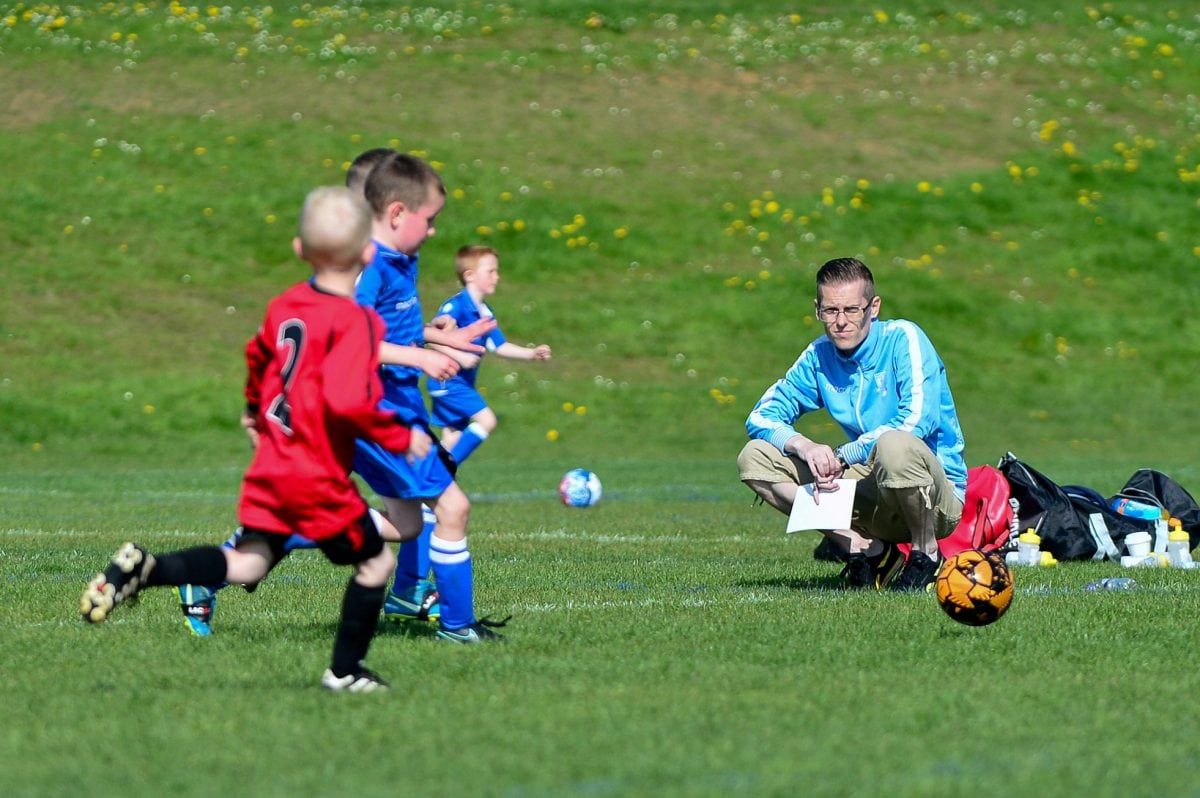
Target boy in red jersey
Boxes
[79,186,430,692]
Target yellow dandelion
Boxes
[265,214,277,224]
[575,406,587,416]
[562,402,574,412]
[144,404,155,414]
[194,146,207,156]
[917,181,931,193]
[546,429,559,441]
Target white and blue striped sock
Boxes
[429,534,475,630]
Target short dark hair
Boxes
[816,257,875,299]
[345,148,396,194]
[363,153,445,217]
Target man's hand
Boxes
[531,344,552,361]
[240,410,260,449]
[790,439,845,504]
[414,349,460,381]
[405,428,433,462]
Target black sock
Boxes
[146,546,228,587]
[331,580,386,677]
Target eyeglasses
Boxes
[816,303,872,323]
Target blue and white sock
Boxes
[429,534,475,630]
[390,508,436,598]
[450,422,490,465]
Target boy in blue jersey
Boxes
[429,245,552,465]
[353,152,506,642]
[176,149,488,637]
[737,257,966,592]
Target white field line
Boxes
[0,527,228,539]
[0,526,750,545]
[0,484,740,504]
[15,582,1200,631]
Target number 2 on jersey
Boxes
[266,319,306,435]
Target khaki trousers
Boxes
[737,430,962,544]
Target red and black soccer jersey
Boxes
[238,280,412,540]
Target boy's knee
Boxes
[437,490,471,528]
[357,546,395,587]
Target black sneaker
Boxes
[841,543,906,590]
[889,550,941,592]
[842,553,875,589]
[321,665,389,693]
[872,543,906,589]
[79,542,155,623]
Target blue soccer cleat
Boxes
[383,579,440,622]
[436,615,510,644]
[178,584,217,637]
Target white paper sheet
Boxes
[786,479,857,533]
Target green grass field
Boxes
[3,2,1200,795]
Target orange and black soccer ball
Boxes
[935,549,1014,626]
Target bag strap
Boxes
[1086,513,1119,561]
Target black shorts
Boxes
[240,511,385,567]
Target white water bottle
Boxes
[1167,530,1193,568]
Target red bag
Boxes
[898,465,1014,559]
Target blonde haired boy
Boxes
[81,186,431,691]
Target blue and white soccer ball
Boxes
[559,468,602,508]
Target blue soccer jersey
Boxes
[428,289,508,430]
[355,241,426,388]
[353,241,453,500]
[431,289,507,389]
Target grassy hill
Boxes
[3,1,1199,484]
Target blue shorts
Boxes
[429,380,488,430]
[353,382,455,501]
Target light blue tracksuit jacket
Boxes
[746,319,967,500]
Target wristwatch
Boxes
[834,447,848,470]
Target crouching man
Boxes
[737,257,966,591]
